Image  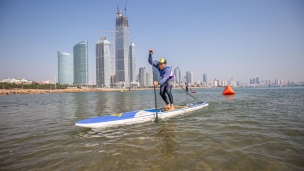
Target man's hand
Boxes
[149,49,153,54]
[153,81,159,86]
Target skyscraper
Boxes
[96,37,111,87]
[115,8,130,86]
[190,72,194,84]
[139,67,146,87]
[73,41,88,85]
[186,71,194,84]
[174,66,181,84]
[58,51,73,85]
[256,75,260,84]
[129,42,136,82]
[203,73,207,83]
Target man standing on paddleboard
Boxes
[148,49,175,111]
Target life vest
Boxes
[159,66,174,80]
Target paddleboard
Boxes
[75,101,208,129]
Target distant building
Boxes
[129,42,136,82]
[146,72,152,86]
[174,66,181,84]
[139,67,146,87]
[96,37,111,87]
[58,51,73,85]
[186,71,194,85]
[2,77,32,84]
[203,73,207,83]
[73,41,88,85]
[256,75,260,84]
[115,8,130,87]
[42,80,55,84]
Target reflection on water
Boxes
[156,122,179,156]
[223,94,235,100]
[0,88,304,170]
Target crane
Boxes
[99,30,118,75]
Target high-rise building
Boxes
[115,8,130,87]
[190,72,194,84]
[139,67,146,87]
[58,51,73,85]
[256,75,260,84]
[146,72,152,86]
[174,66,181,84]
[203,73,207,83]
[186,71,194,84]
[185,71,189,83]
[129,42,136,82]
[96,37,111,87]
[73,41,88,85]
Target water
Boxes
[0,87,303,170]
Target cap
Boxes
[158,58,166,64]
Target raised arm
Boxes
[148,49,159,68]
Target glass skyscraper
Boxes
[129,42,136,82]
[203,73,207,83]
[96,37,111,87]
[174,66,181,84]
[73,41,88,85]
[58,51,73,85]
[115,8,130,87]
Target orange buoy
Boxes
[222,85,236,95]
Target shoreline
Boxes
[0,87,210,96]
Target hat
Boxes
[158,58,166,64]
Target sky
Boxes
[0,0,303,84]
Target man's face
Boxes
[159,63,166,70]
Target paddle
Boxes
[150,49,158,123]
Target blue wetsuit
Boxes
[148,54,175,105]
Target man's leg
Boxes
[165,83,175,110]
[160,85,170,108]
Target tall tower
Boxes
[58,51,73,85]
[139,67,146,87]
[174,66,181,84]
[203,73,207,83]
[129,42,136,82]
[256,75,260,84]
[115,7,130,87]
[73,41,88,85]
[190,72,194,84]
[96,37,111,87]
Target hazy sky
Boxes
[1,0,303,84]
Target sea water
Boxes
[0,87,303,170]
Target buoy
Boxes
[222,85,236,95]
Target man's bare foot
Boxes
[169,104,175,111]
[164,104,170,109]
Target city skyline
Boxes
[0,0,303,84]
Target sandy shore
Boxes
[0,88,129,95]
[0,87,209,96]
